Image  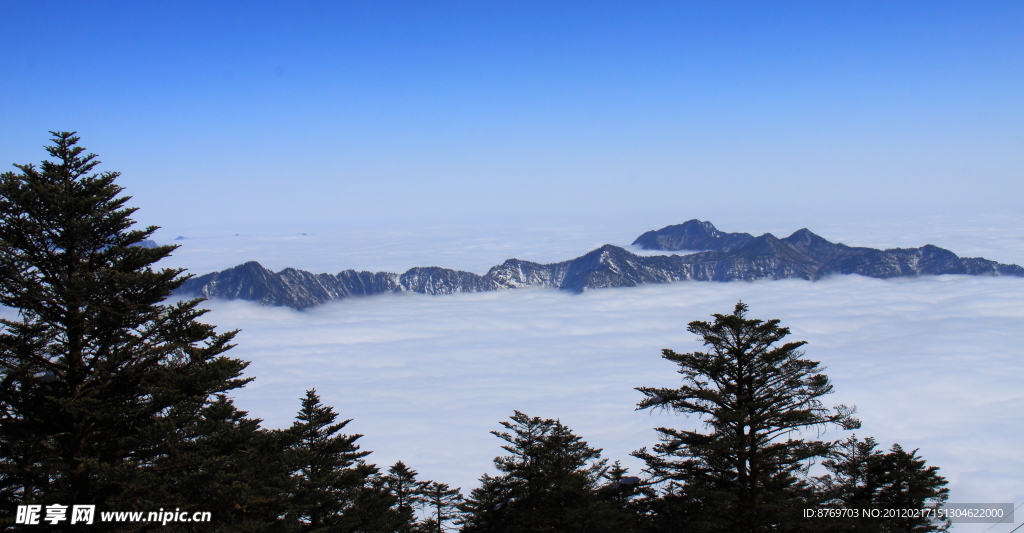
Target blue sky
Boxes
[2,1,1022,231]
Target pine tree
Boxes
[460,411,624,533]
[285,389,409,533]
[634,302,860,532]
[458,473,509,532]
[593,461,649,532]
[418,481,462,533]
[819,437,949,532]
[0,133,252,516]
[143,395,294,532]
[353,471,413,533]
[286,389,372,531]
[383,461,425,532]
[873,444,949,533]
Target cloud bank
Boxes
[196,274,1023,531]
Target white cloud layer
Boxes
[196,273,1024,531]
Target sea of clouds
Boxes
[193,276,1022,533]
[6,211,1020,531]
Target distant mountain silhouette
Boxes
[176,220,1024,309]
[632,219,756,252]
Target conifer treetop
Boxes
[0,132,249,507]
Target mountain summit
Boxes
[632,219,756,252]
[176,221,1024,309]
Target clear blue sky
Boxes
[1,1,1022,230]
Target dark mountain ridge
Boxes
[176,220,1024,309]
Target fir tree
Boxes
[634,302,860,532]
[285,389,409,533]
[418,481,462,533]
[286,389,372,531]
[0,133,251,517]
[142,395,293,532]
[873,444,949,532]
[383,461,425,532]
[351,471,412,533]
[818,437,949,532]
[458,473,509,533]
[461,411,624,533]
[593,461,649,532]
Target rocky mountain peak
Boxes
[177,221,1024,309]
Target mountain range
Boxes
[175,220,1024,309]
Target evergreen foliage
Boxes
[634,302,861,532]
[0,134,416,532]
[871,445,948,533]
[460,411,636,533]
[418,481,463,533]
[592,461,649,532]
[144,395,293,532]
[354,471,414,533]
[286,389,374,531]
[382,461,425,532]
[286,389,410,532]
[0,133,255,520]
[818,437,949,532]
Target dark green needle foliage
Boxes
[634,302,861,532]
[872,444,949,533]
[592,461,650,532]
[818,437,949,532]
[0,133,256,520]
[382,461,426,532]
[287,389,370,531]
[143,395,294,532]
[0,133,428,532]
[285,389,408,533]
[418,481,463,533]
[461,411,636,533]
